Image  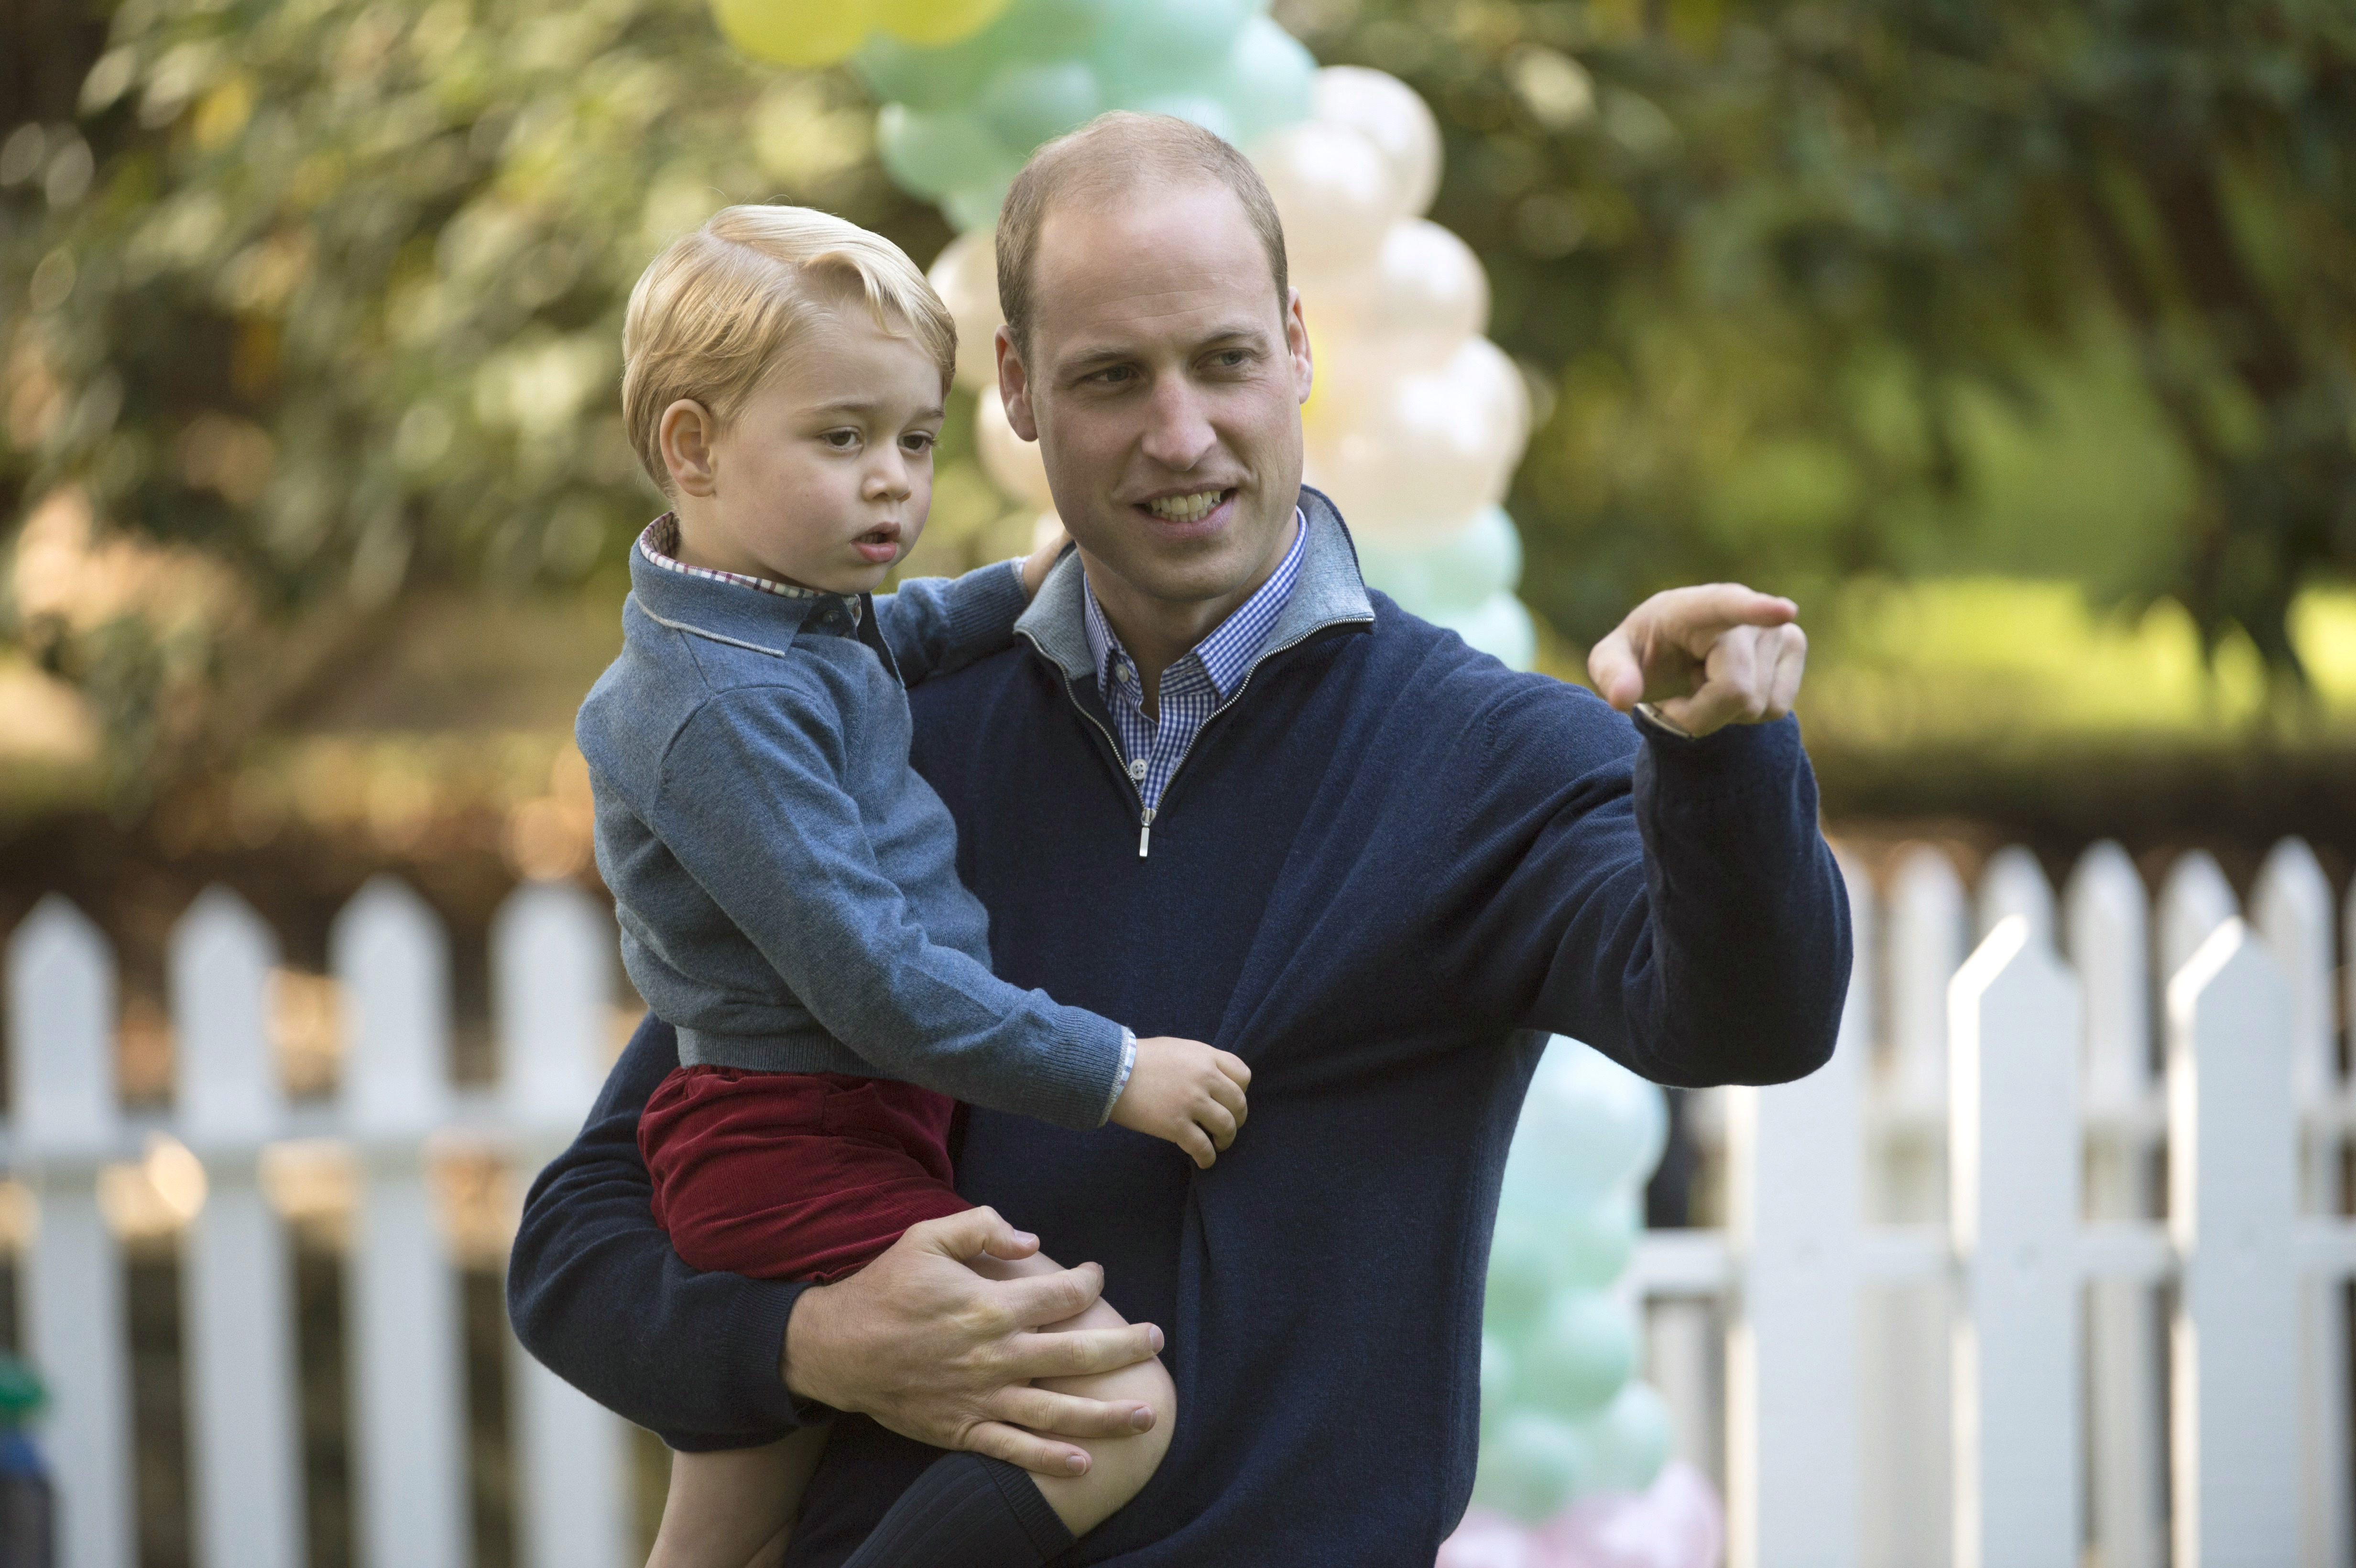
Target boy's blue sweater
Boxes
[510,494,1850,1565]
[575,544,1126,1130]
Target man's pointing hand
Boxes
[1586,583,1808,738]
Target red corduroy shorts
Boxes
[639,1066,971,1284]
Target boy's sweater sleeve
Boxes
[1443,677,1851,1088]
[506,1011,813,1450]
[655,686,1127,1128]
[872,560,1029,686]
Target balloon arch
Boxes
[712,3,1722,1561]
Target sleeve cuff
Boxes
[1634,709,1802,784]
[941,558,1029,651]
[1100,1027,1138,1124]
[659,1277,814,1451]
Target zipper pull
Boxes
[1138,806,1155,859]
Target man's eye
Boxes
[1212,350,1251,369]
[1091,365,1135,386]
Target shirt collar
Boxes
[1080,507,1309,702]
[636,513,860,623]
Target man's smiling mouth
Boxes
[1143,489,1232,523]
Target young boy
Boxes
[574,206,1252,1568]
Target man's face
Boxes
[997,181,1313,613]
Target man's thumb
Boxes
[922,1206,1038,1262]
[1586,631,1643,711]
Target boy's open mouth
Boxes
[853,523,900,563]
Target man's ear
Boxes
[995,326,1040,441]
[659,399,721,497]
[1286,287,1314,407]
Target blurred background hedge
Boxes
[4,0,2355,855]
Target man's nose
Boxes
[1137,379,1218,473]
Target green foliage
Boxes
[2,0,944,795]
[1286,0,2356,660]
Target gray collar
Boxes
[1016,486,1375,686]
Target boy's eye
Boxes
[822,430,861,449]
[901,431,937,454]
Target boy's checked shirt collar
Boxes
[637,513,862,625]
[1081,508,1308,815]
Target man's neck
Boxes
[1080,510,1301,717]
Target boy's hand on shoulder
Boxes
[1111,1036,1251,1169]
[1020,525,1072,599]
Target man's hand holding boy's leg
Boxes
[781,1207,1165,1477]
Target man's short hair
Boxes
[621,205,955,496]
[996,113,1290,359]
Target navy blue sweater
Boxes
[508,496,1849,1566]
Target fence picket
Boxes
[1887,846,1965,1113]
[2167,921,2299,1568]
[7,896,133,1568]
[1974,846,2054,947]
[1949,917,2081,1568]
[494,880,631,1568]
[1725,852,1868,1568]
[2159,851,2237,980]
[171,889,305,1568]
[334,877,469,1568]
[2062,841,2165,1568]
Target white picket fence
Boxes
[1630,838,2356,1568]
[4,843,2354,1568]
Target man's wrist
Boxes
[779,1279,851,1414]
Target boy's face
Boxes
[665,305,946,595]
[996,180,1312,620]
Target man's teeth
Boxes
[1145,490,1223,523]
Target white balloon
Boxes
[1365,219,1490,356]
[926,229,1004,392]
[1251,120,1398,279]
[1311,66,1442,222]
[975,389,1056,511]
[1308,335,1528,537]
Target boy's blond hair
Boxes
[621,205,956,496]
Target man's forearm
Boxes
[506,1013,812,1449]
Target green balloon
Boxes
[855,35,997,110]
[1098,0,1259,78]
[1574,1380,1675,1496]
[1517,1289,1637,1419]
[986,0,1121,61]
[1128,92,1237,144]
[1480,1335,1515,1437]
[1482,1209,1560,1339]
[976,60,1103,152]
[1554,1187,1640,1289]
[876,104,1019,201]
[943,179,1013,234]
[1474,1410,1592,1523]
[1220,15,1317,146]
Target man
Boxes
[511,113,1849,1566]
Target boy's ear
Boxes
[995,326,1039,442]
[659,399,720,497]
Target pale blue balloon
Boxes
[1482,1208,1562,1339]
[876,104,1021,201]
[1357,505,1524,618]
[1435,592,1537,671]
[988,0,1121,62]
[1553,1186,1642,1289]
[1219,14,1317,146]
[1127,92,1238,144]
[977,59,1103,151]
[1499,1037,1669,1215]
[1474,1410,1592,1522]
[1573,1380,1675,1496]
[1517,1289,1637,1419]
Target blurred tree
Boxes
[1,0,948,802]
[1284,0,2356,674]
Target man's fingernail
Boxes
[1132,1407,1154,1431]
[1066,1453,1089,1473]
[1148,1325,1165,1352]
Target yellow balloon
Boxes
[876,0,1012,46]
[711,0,874,65]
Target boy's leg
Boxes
[650,1424,830,1568]
[836,1251,1175,1568]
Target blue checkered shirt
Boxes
[1083,510,1307,840]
